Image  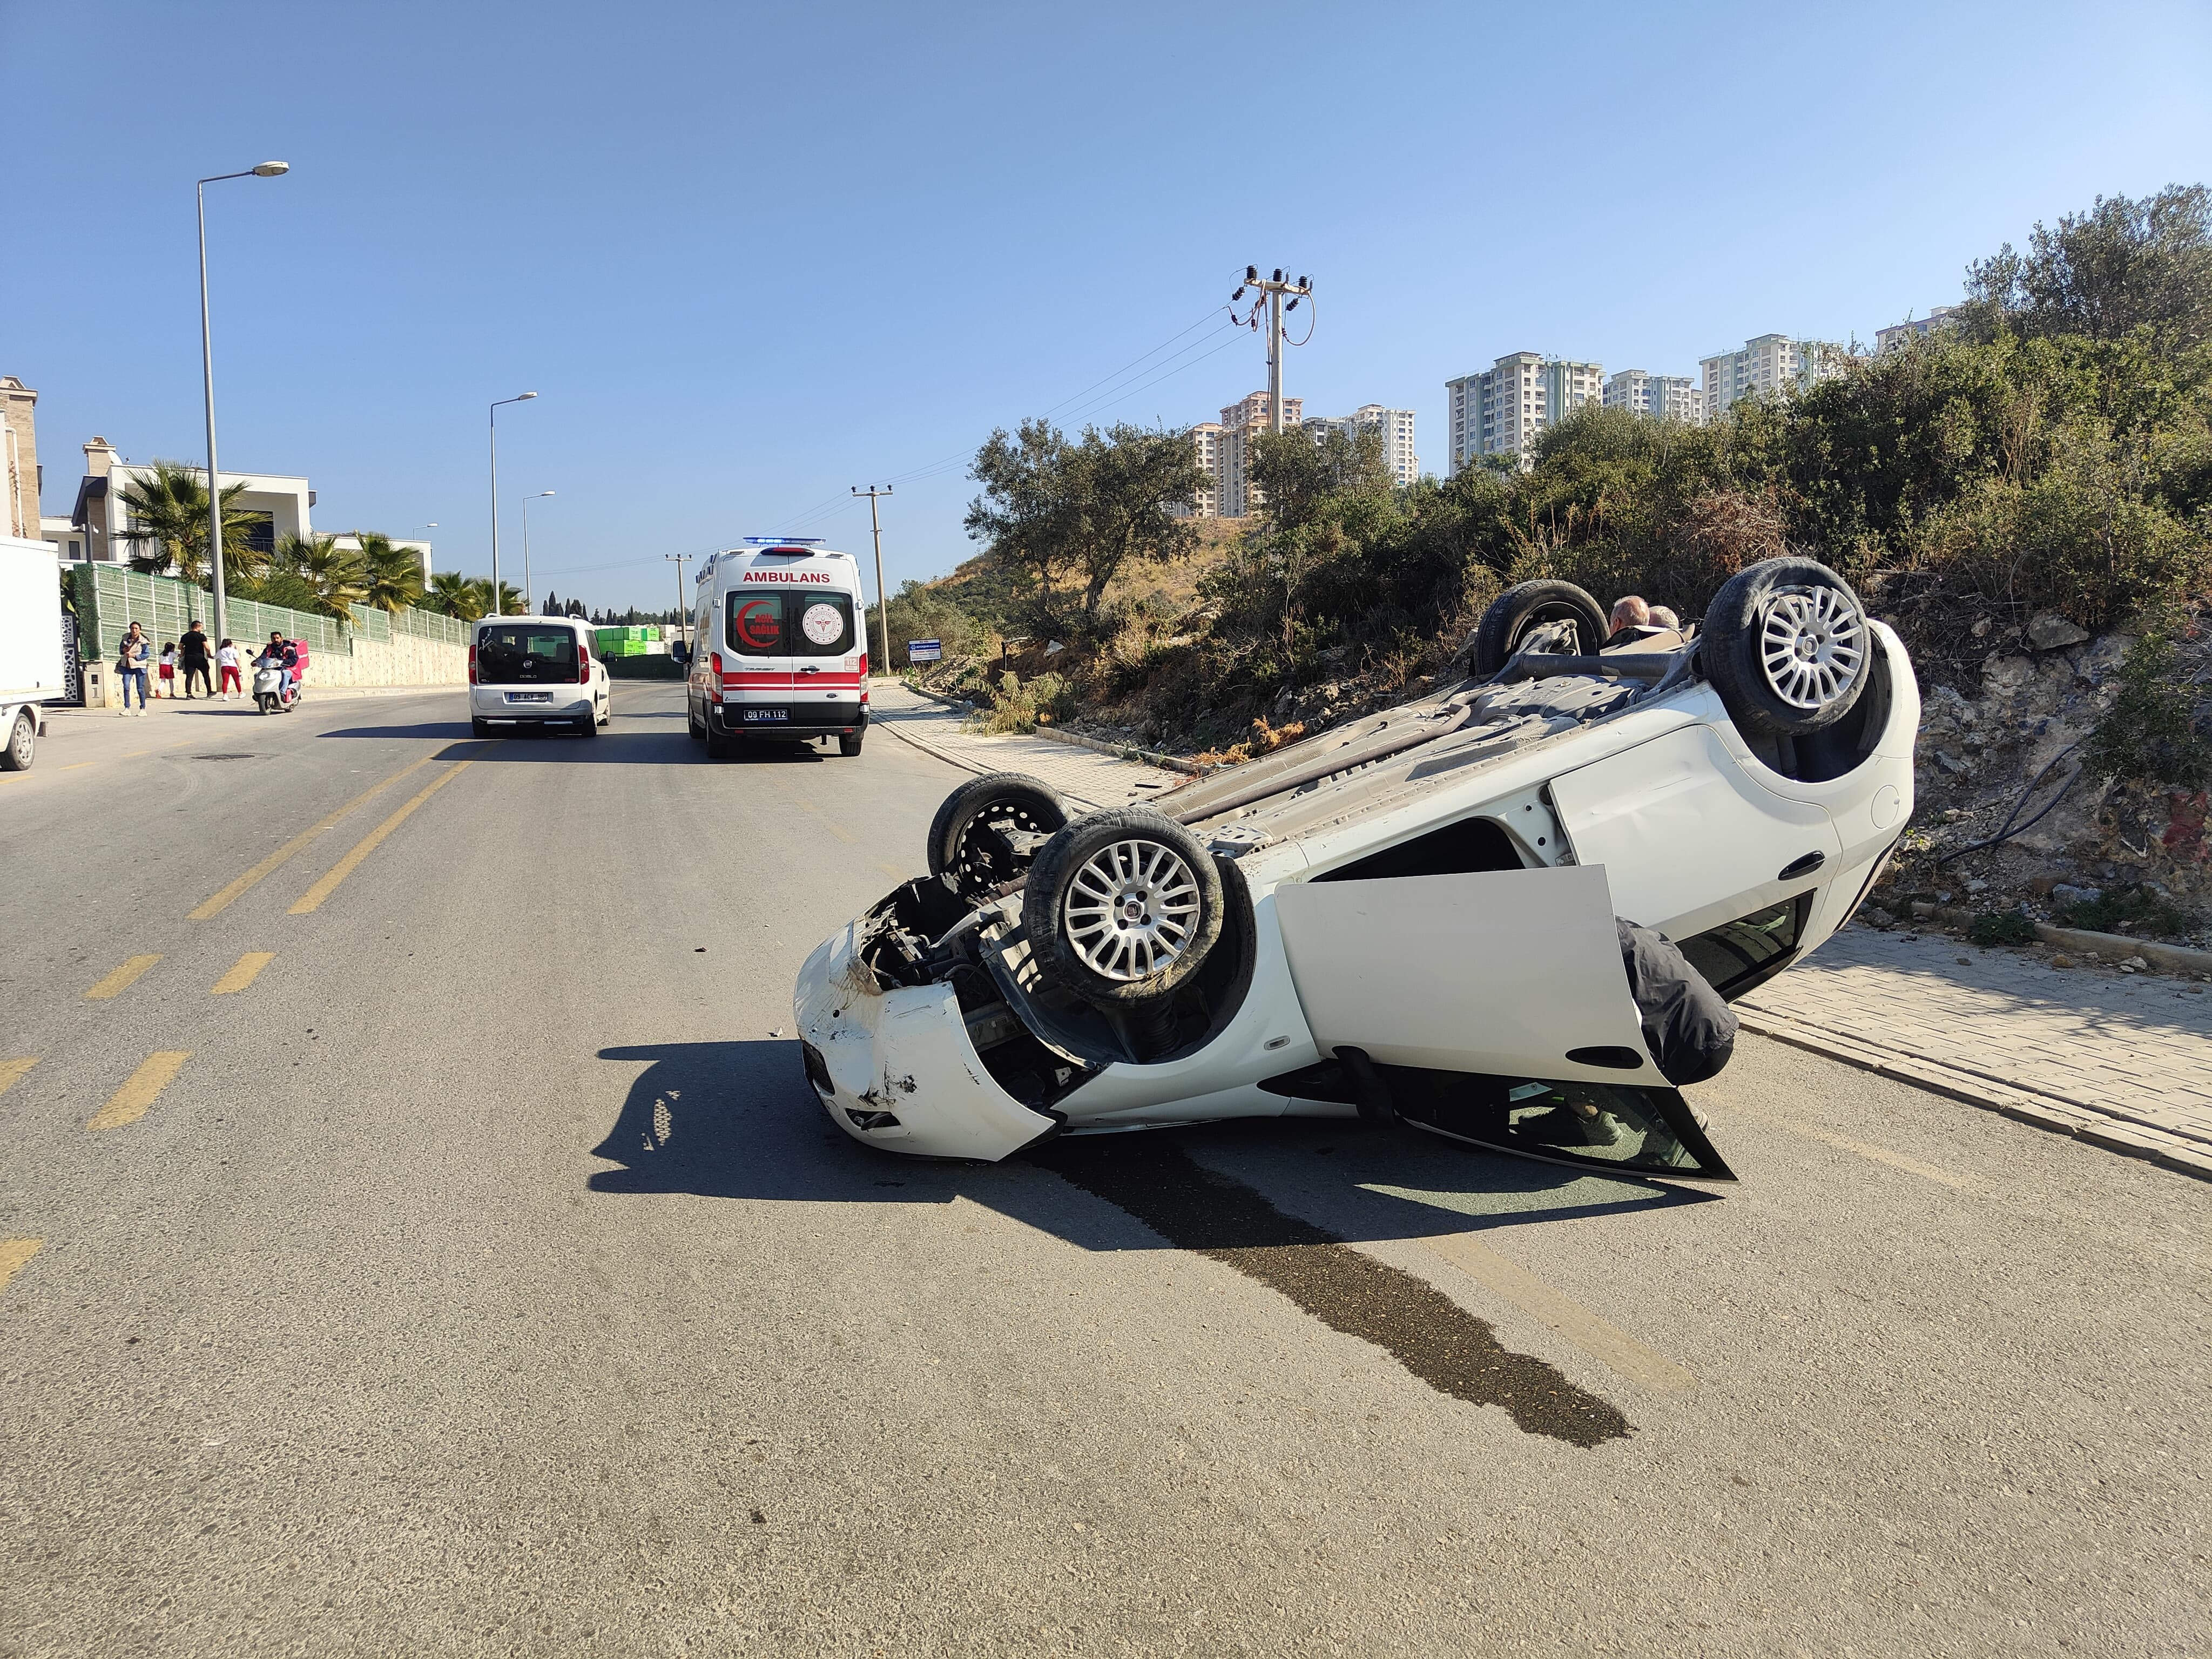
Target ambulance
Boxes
[686,538,871,758]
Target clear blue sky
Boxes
[9,0,2208,614]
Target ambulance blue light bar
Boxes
[742,536,827,546]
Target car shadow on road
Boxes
[586,1040,1717,1250]
[320,721,477,740]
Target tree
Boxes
[541,589,562,615]
[426,570,487,620]
[352,531,427,615]
[271,532,369,620]
[1070,424,1205,625]
[965,419,1204,633]
[1964,184,2212,348]
[115,461,264,583]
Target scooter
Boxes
[252,661,297,714]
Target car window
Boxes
[1676,894,1811,999]
[478,624,578,683]
[725,591,854,657]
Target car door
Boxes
[787,590,861,717]
[1271,863,1736,1179]
[1273,863,1656,1084]
[1547,723,1842,943]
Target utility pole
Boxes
[664,553,692,649]
[1231,267,1313,430]
[851,485,893,674]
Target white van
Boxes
[685,539,870,758]
[469,615,611,737]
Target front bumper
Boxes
[792,919,1060,1161]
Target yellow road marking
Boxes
[0,1057,38,1096]
[121,750,150,758]
[878,862,907,882]
[85,955,161,1001]
[211,952,276,995]
[89,1050,191,1131]
[62,761,95,770]
[1711,1091,1968,1189]
[1419,1231,1697,1393]
[0,1238,42,1296]
[290,763,471,915]
[190,755,437,919]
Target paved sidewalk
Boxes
[870,682,1188,811]
[1741,926,2212,1179]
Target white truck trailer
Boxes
[0,535,66,770]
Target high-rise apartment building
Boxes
[1602,369,1701,424]
[1303,404,1419,486]
[1215,390,1300,517]
[1444,353,1602,473]
[1174,422,1224,518]
[1874,307,1958,354]
[1699,334,1846,420]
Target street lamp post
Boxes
[197,160,288,648]
[518,491,554,613]
[488,393,537,615]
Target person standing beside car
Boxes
[178,623,212,699]
[116,623,151,716]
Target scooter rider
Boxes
[258,632,299,704]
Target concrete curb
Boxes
[1031,724,1209,778]
[896,682,1209,777]
[46,684,458,717]
[1737,1009,2212,1182]
[1905,901,2212,977]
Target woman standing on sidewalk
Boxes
[116,623,150,716]
[217,637,241,700]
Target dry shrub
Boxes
[1191,716,1307,768]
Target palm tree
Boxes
[272,532,369,621]
[115,461,265,584]
[495,580,526,616]
[353,531,427,614]
[427,570,488,621]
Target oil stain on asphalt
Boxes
[1036,1138,1631,1448]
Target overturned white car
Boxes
[794,556,1918,1182]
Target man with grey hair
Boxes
[1607,595,1651,642]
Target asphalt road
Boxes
[2,683,2204,1657]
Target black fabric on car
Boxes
[1616,918,1737,1085]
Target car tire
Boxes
[1470,579,1609,677]
[1023,807,1224,1011]
[1,709,33,771]
[705,727,736,760]
[687,699,706,739]
[1702,555,1871,738]
[927,772,1070,900]
[839,732,864,757]
[471,717,491,738]
[581,709,601,739]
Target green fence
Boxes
[70,565,471,665]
